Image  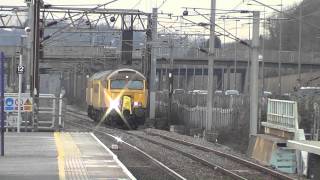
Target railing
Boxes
[262,99,298,132]
[4,93,65,131]
[156,91,249,132]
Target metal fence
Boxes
[265,99,298,130]
[5,93,65,132]
[156,92,249,132]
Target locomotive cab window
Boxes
[128,80,144,90]
[111,80,127,89]
[110,80,144,90]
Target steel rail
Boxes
[146,131,296,180]
[64,119,186,180]
[126,132,247,180]
[66,109,254,179]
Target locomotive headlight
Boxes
[133,102,142,107]
[110,99,120,109]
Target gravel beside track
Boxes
[64,114,180,180]
[64,110,226,179]
[143,129,299,180]
[64,107,299,180]
[127,131,275,180]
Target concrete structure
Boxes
[287,140,320,179]
[248,99,305,174]
[0,132,135,180]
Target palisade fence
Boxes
[155,91,251,132]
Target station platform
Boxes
[0,132,135,180]
[287,140,320,155]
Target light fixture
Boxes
[183,9,188,16]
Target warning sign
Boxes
[4,94,33,112]
[23,98,32,112]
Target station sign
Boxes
[4,94,33,112]
[16,65,25,74]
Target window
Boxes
[111,80,126,89]
[128,80,144,90]
[110,80,144,90]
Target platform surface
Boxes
[287,140,320,155]
[0,132,135,180]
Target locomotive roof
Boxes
[89,70,112,80]
[89,68,145,81]
[107,68,146,80]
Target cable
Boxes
[158,0,169,9]
[251,0,320,30]
[43,0,122,44]
[191,9,250,47]
[131,0,142,9]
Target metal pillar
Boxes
[73,67,77,98]
[178,66,180,89]
[32,0,41,131]
[234,20,239,90]
[249,11,260,136]
[202,65,205,90]
[261,7,266,94]
[17,54,23,133]
[26,2,34,93]
[297,2,302,84]
[227,67,231,90]
[149,8,157,120]
[278,0,283,95]
[0,52,4,156]
[207,0,216,131]
[221,68,225,90]
[193,67,196,90]
[185,67,187,90]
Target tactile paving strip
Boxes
[55,133,89,180]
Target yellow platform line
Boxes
[54,132,66,180]
[54,132,88,180]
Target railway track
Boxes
[65,108,296,180]
[143,130,296,180]
[64,119,186,180]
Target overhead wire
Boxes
[251,0,320,30]
[191,9,251,47]
[43,0,122,44]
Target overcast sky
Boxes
[4,0,303,41]
[6,0,302,12]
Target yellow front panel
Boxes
[86,80,93,106]
[92,81,101,108]
[105,79,148,109]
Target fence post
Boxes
[0,52,4,156]
[58,93,63,129]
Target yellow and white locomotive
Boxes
[86,68,148,129]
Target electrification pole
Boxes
[250,11,260,136]
[278,1,283,95]
[298,2,302,84]
[207,0,216,131]
[149,8,157,120]
[234,19,239,90]
[32,0,41,131]
[261,6,266,94]
[26,1,33,93]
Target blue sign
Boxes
[5,97,14,112]
[5,98,14,106]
